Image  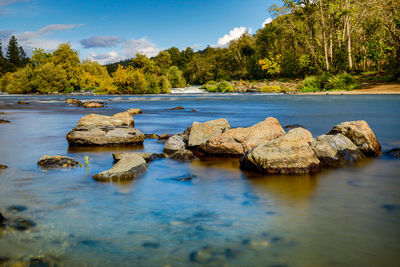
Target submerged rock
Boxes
[93,153,147,182]
[311,134,365,167]
[170,148,197,161]
[386,148,400,158]
[142,241,160,248]
[10,218,36,231]
[201,117,285,155]
[0,119,10,123]
[169,106,184,110]
[17,101,28,104]
[113,152,167,163]
[187,119,231,147]
[37,155,80,169]
[67,126,144,146]
[158,133,175,141]
[240,128,320,174]
[7,205,27,213]
[327,120,381,156]
[0,212,5,225]
[144,133,159,139]
[163,134,186,154]
[0,164,7,169]
[65,98,82,105]
[82,101,105,108]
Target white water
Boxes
[170,86,206,94]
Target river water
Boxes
[0,93,399,266]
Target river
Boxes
[0,93,399,266]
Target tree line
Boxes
[1,0,399,94]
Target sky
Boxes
[0,0,276,64]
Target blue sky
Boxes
[0,0,276,64]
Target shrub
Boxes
[63,87,74,93]
[325,73,359,91]
[202,81,233,92]
[167,66,186,88]
[260,85,281,92]
[300,76,320,92]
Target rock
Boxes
[0,257,10,264]
[386,148,400,158]
[0,119,10,123]
[142,241,160,248]
[10,218,36,231]
[158,133,174,141]
[77,111,134,128]
[0,164,7,169]
[327,120,381,156]
[144,133,159,139]
[7,205,27,213]
[170,148,196,161]
[82,101,105,108]
[93,153,147,182]
[0,212,5,224]
[37,155,80,169]
[126,108,142,114]
[67,126,144,146]
[311,134,364,167]
[169,106,184,110]
[65,98,82,105]
[192,109,198,112]
[163,134,186,154]
[113,152,167,163]
[17,101,28,104]
[284,124,304,130]
[187,119,231,147]
[201,117,285,155]
[190,248,214,263]
[240,128,320,174]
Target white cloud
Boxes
[87,51,124,65]
[262,18,273,28]
[215,26,251,48]
[122,37,159,58]
[11,24,83,55]
[80,36,121,48]
[17,24,82,41]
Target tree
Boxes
[167,66,186,88]
[51,43,82,89]
[153,51,172,73]
[0,40,6,74]
[6,36,21,70]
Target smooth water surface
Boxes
[0,94,399,266]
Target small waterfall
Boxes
[170,86,206,94]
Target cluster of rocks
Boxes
[66,109,144,146]
[65,98,109,108]
[0,206,35,232]
[162,118,382,174]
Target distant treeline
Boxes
[1,0,399,94]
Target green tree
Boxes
[6,36,21,70]
[51,43,82,89]
[167,66,186,88]
[153,51,172,74]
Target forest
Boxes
[0,0,399,94]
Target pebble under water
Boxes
[0,93,399,266]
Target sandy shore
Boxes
[299,82,400,95]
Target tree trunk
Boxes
[320,0,330,71]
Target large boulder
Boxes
[327,120,381,156]
[187,119,230,147]
[201,117,284,155]
[240,128,320,174]
[77,110,134,128]
[113,152,167,163]
[37,155,80,169]
[311,134,364,167]
[163,134,186,154]
[93,154,147,182]
[66,126,144,146]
